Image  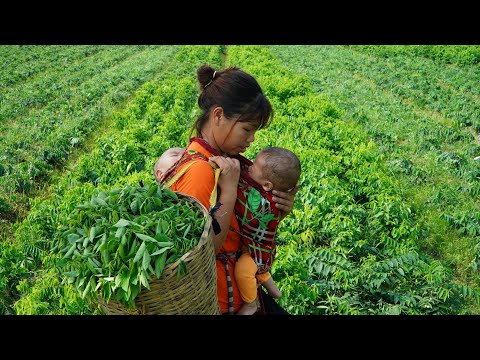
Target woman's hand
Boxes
[272,183,300,221]
[209,156,240,195]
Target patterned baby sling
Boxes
[233,159,280,275]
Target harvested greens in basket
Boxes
[57,182,207,308]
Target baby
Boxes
[153,146,301,315]
[234,146,300,315]
[153,147,185,183]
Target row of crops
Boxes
[269,45,480,313]
[0,45,180,223]
[0,45,222,314]
[1,45,479,314]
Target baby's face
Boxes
[159,152,182,173]
[159,147,185,173]
[248,154,267,185]
[155,148,184,183]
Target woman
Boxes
[166,64,298,314]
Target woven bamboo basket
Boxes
[98,193,220,315]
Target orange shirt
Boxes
[170,140,243,313]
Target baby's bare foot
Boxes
[237,301,258,315]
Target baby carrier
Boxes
[233,157,280,274]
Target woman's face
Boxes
[216,116,258,156]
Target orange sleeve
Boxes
[170,160,215,210]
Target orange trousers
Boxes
[235,252,271,304]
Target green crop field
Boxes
[1,45,479,314]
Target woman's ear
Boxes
[212,107,224,126]
[262,180,274,192]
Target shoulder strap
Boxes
[209,162,221,209]
[163,153,220,209]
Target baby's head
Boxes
[248,147,300,193]
[154,147,185,183]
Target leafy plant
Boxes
[57,182,206,309]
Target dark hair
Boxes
[192,64,274,137]
[259,147,301,192]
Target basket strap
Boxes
[209,162,220,209]
[163,161,197,187]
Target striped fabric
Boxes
[216,251,241,315]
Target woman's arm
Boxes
[272,183,300,222]
[209,156,240,253]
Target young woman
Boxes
[164,65,299,314]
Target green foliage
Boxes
[349,45,480,66]
[0,45,180,210]
[3,45,220,314]
[0,241,29,314]
[57,182,206,308]
[442,211,480,237]
[266,44,480,313]
[14,267,95,315]
[0,196,10,213]
[229,45,480,314]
